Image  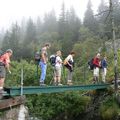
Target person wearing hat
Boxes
[93,53,101,83]
[0,49,13,93]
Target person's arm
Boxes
[65,55,72,67]
[6,63,11,74]
[4,56,11,74]
[58,57,63,64]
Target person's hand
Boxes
[8,70,11,74]
[44,61,47,64]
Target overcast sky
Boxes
[0,0,108,30]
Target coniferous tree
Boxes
[97,0,109,39]
[2,23,21,59]
[2,31,10,50]
[83,0,98,34]
[23,18,37,59]
[43,9,57,33]
[113,0,120,38]
[58,2,66,39]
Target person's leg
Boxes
[102,69,105,82]
[104,68,107,82]
[57,67,62,85]
[93,67,99,83]
[102,68,107,82]
[0,66,6,97]
[96,67,99,83]
[39,61,47,84]
[0,66,6,90]
[67,69,73,85]
[0,78,5,89]
[54,67,57,85]
[93,68,96,83]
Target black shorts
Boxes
[0,65,6,78]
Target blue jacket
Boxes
[101,59,107,68]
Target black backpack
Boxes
[34,50,41,62]
[88,58,94,70]
[0,50,5,58]
[49,55,56,66]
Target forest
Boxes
[0,0,120,120]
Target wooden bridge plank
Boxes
[0,95,26,110]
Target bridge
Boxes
[4,83,111,96]
[0,83,111,110]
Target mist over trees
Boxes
[1,1,120,120]
[0,0,120,61]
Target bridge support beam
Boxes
[0,96,29,120]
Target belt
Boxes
[0,62,5,66]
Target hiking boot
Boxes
[67,80,73,86]
[40,83,46,86]
[53,82,58,86]
[58,83,63,86]
[40,81,46,86]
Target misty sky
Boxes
[0,0,108,30]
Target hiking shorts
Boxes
[0,65,6,78]
[93,67,99,77]
[54,66,61,77]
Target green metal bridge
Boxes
[4,83,111,96]
[0,83,111,110]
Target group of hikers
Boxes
[91,53,107,84]
[0,43,108,93]
[37,43,107,86]
[37,43,75,86]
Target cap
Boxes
[97,53,100,57]
[6,49,13,54]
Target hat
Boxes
[6,49,13,54]
[97,53,100,57]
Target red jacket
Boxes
[0,53,10,66]
[93,57,101,68]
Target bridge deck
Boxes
[4,83,111,96]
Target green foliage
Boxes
[1,1,120,119]
[5,60,38,87]
[27,92,91,120]
[100,96,120,120]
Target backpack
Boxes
[34,50,41,62]
[49,55,56,66]
[0,50,5,58]
[88,58,94,70]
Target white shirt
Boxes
[66,54,73,62]
[55,56,62,67]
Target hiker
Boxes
[53,50,63,86]
[93,53,101,83]
[64,51,75,85]
[0,49,13,92]
[39,43,50,86]
[101,56,107,83]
